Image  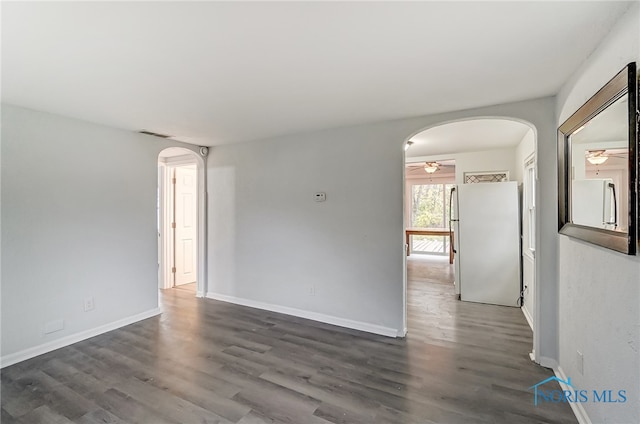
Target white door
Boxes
[174,165,197,286]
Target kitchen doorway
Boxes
[402,118,537,350]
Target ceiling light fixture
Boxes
[586,150,608,165]
[424,162,439,173]
[587,156,608,165]
[404,141,414,151]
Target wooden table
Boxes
[405,228,454,264]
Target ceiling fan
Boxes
[423,162,440,173]
[585,149,627,165]
[405,162,451,174]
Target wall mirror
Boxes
[558,62,638,255]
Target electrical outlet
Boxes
[576,350,584,375]
[308,285,316,296]
[84,297,95,312]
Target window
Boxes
[410,183,455,255]
[464,171,509,183]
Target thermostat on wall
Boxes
[314,192,326,202]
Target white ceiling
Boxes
[1,2,632,146]
[571,95,628,145]
[406,118,532,157]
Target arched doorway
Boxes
[402,117,538,354]
[158,147,206,296]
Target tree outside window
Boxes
[410,183,454,254]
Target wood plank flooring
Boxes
[1,257,577,423]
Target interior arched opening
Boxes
[401,117,538,358]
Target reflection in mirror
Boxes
[569,94,628,232]
[557,61,637,255]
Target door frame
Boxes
[158,150,206,296]
[522,152,537,356]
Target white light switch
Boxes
[314,192,326,202]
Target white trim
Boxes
[163,155,198,166]
[206,292,401,338]
[158,163,173,290]
[554,365,592,424]
[158,148,207,295]
[521,305,534,331]
[523,249,535,261]
[197,164,207,295]
[533,358,594,424]
[531,148,541,366]
[0,307,162,369]
[401,151,408,338]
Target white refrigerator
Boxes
[449,181,521,307]
[572,178,617,230]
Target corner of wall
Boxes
[1,307,161,369]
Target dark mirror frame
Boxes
[558,62,638,255]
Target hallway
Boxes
[407,255,529,346]
[405,255,576,422]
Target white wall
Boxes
[207,97,559,359]
[0,105,201,365]
[207,125,406,335]
[555,4,639,423]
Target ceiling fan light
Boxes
[587,156,608,165]
[424,162,439,173]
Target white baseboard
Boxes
[0,307,162,369]
[205,292,400,337]
[554,365,592,424]
[535,358,592,424]
[521,305,534,330]
[196,290,204,298]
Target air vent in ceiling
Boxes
[139,130,172,138]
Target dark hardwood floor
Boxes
[1,257,576,423]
